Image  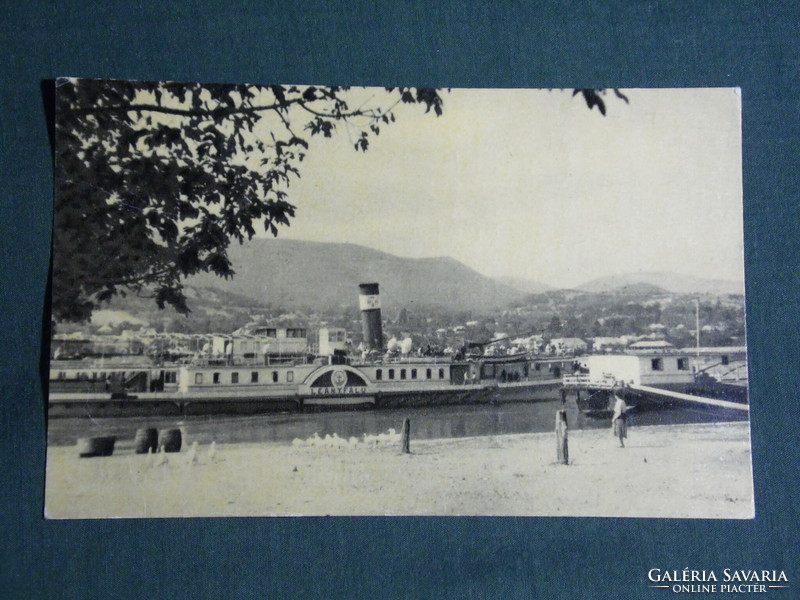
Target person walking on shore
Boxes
[611,389,628,447]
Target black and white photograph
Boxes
[45,80,752,518]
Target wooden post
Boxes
[555,410,569,465]
[401,418,411,454]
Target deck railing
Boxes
[561,373,617,389]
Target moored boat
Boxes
[48,283,574,417]
[48,354,572,417]
[561,346,749,415]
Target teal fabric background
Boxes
[1,2,797,598]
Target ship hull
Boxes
[48,379,562,418]
[567,381,748,419]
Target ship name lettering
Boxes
[311,386,366,395]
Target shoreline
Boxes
[45,421,754,519]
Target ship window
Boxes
[231,372,239,384]
[411,369,417,379]
[388,369,395,380]
[535,363,541,371]
[426,368,432,379]
[400,369,407,380]
[272,371,278,383]
[251,371,259,383]
[721,355,729,365]
[164,371,177,384]
[213,372,221,384]
[438,368,444,379]
[376,369,382,380]
[195,373,203,385]
[287,371,294,382]
[677,358,689,371]
[651,358,664,371]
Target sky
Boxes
[264,87,744,289]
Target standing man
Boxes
[611,385,628,448]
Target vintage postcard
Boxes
[45,80,751,518]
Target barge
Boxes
[562,347,749,416]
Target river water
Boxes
[47,398,749,448]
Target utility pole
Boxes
[694,298,700,357]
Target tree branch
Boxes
[69,97,383,122]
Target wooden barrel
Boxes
[134,428,159,454]
[159,428,182,453]
[77,436,116,458]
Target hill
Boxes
[187,238,526,313]
[576,271,744,296]
[497,276,555,295]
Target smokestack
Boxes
[359,283,384,352]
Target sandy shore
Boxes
[44,421,754,519]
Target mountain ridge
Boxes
[184,240,744,312]
[574,271,744,296]
[187,238,528,313]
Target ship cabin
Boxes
[248,324,308,355]
[580,351,694,390]
[477,355,529,382]
[172,358,458,398]
[210,323,310,364]
[318,327,347,356]
[210,335,270,361]
[176,363,319,395]
[448,355,576,385]
[680,346,748,385]
[366,362,451,383]
[49,359,180,394]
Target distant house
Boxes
[590,337,627,352]
[511,335,543,353]
[491,332,510,348]
[628,340,675,353]
[549,337,588,355]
